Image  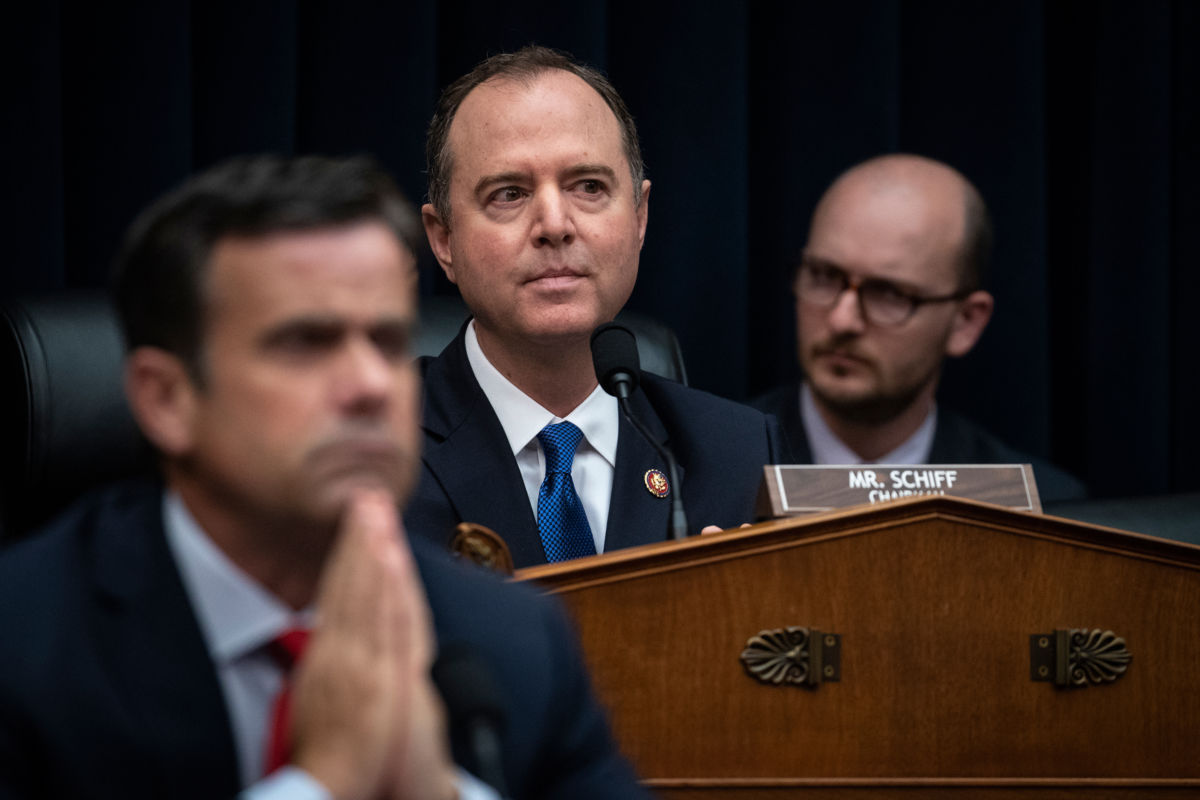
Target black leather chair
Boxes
[1,292,147,542]
[414,294,689,385]
[1,291,688,542]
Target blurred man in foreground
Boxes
[752,154,1084,502]
[0,155,647,799]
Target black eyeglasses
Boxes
[795,259,970,327]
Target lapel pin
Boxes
[643,468,670,498]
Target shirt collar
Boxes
[464,319,618,465]
[800,381,937,465]
[162,492,309,665]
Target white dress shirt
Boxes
[800,381,938,465]
[163,493,498,800]
[465,320,619,553]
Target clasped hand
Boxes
[290,490,458,800]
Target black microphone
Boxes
[591,322,640,400]
[590,323,688,540]
[431,646,509,796]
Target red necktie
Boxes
[263,628,311,775]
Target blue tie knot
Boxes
[537,422,583,474]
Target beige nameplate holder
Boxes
[758,463,1042,518]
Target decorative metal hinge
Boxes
[1030,629,1131,687]
[740,627,841,688]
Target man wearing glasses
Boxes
[752,154,1085,502]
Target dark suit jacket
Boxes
[0,479,648,800]
[751,382,1088,504]
[406,326,787,567]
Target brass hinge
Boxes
[1030,628,1131,687]
[740,627,841,688]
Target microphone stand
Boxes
[612,386,688,541]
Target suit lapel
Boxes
[421,330,546,567]
[928,408,978,463]
[90,483,241,797]
[774,382,814,463]
[783,383,812,463]
[604,390,678,551]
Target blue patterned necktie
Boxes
[536,422,597,562]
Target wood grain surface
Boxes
[517,497,1200,797]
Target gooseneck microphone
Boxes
[590,323,688,541]
[431,646,509,797]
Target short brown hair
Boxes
[114,154,420,382]
[425,45,645,224]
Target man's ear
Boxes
[635,179,651,248]
[421,203,457,285]
[945,289,994,358]
[124,347,199,457]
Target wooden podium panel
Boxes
[516,497,1200,798]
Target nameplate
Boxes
[758,464,1042,518]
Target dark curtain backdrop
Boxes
[4,1,1196,499]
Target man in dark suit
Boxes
[410,46,784,566]
[0,156,648,799]
[751,154,1085,503]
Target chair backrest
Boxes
[0,291,688,542]
[416,294,690,386]
[1,292,148,541]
